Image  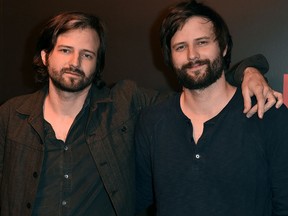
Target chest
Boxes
[47,117,74,141]
[151,113,269,191]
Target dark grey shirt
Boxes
[32,99,115,216]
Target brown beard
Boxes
[174,55,225,90]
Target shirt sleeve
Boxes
[226,54,269,86]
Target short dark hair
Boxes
[33,11,106,88]
[160,0,233,70]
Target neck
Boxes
[43,83,92,142]
[44,83,92,117]
[180,74,236,144]
[180,74,236,120]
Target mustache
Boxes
[181,59,210,70]
[61,66,85,76]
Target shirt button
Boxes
[121,125,127,133]
[195,154,200,159]
[26,203,32,209]
[64,146,68,151]
[62,200,67,206]
[64,174,69,179]
[33,172,38,178]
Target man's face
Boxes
[41,28,99,92]
[170,16,226,90]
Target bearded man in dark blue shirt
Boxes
[135,1,288,215]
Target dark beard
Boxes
[175,55,225,90]
[49,65,95,93]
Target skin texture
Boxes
[170,17,283,118]
[171,17,225,90]
[41,28,100,141]
[41,28,99,93]
[171,16,236,143]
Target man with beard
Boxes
[135,1,288,215]
[0,10,283,216]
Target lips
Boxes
[65,71,80,75]
[61,68,85,77]
[183,63,206,72]
[190,63,203,70]
[181,59,209,71]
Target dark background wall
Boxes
[1,0,288,104]
[0,0,287,215]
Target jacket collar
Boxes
[88,84,113,110]
[16,85,48,118]
[16,83,113,116]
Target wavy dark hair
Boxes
[160,0,233,70]
[33,11,106,88]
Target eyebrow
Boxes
[172,36,212,47]
[81,49,97,56]
[171,41,186,49]
[195,36,212,41]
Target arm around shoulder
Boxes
[226,54,269,86]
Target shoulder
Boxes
[0,88,45,115]
[107,80,141,107]
[1,91,39,109]
[246,104,288,142]
[107,80,169,111]
[90,80,140,107]
[139,93,180,125]
[108,80,141,104]
[262,104,288,125]
[110,80,139,94]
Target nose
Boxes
[69,53,81,67]
[187,45,199,61]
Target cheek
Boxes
[49,55,71,70]
[83,61,97,74]
[47,55,58,67]
[171,52,184,67]
[208,45,222,59]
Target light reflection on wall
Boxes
[283,74,288,107]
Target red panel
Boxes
[284,74,288,107]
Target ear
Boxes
[41,50,47,66]
[222,46,228,57]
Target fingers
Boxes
[240,67,283,118]
[242,88,252,114]
[273,91,283,108]
[245,104,258,118]
[243,85,266,119]
[255,89,267,119]
[257,87,274,119]
[261,90,283,114]
[245,89,283,119]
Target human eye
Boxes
[197,40,208,46]
[196,38,211,47]
[82,52,94,60]
[58,48,71,54]
[174,44,186,52]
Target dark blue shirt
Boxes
[135,88,288,216]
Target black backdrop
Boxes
[1,0,287,104]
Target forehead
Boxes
[172,16,215,42]
[56,28,100,51]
